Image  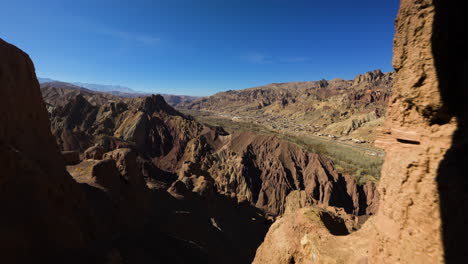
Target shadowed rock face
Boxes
[0,38,94,262]
[254,0,466,263]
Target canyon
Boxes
[1,0,465,263]
[0,38,377,263]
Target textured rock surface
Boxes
[45,85,205,175]
[84,144,105,160]
[181,132,378,217]
[254,0,465,263]
[0,38,93,262]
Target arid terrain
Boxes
[178,70,391,184]
[180,69,393,144]
[0,0,465,263]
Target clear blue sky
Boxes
[0,0,398,96]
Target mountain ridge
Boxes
[179,69,394,143]
[39,80,199,106]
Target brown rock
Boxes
[84,144,105,160]
[183,132,377,218]
[0,38,92,262]
[91,159,122,195]
[180,70,394,143]
[62,150,80,165]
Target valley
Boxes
[180,108,384,184]
[1,0,464,262]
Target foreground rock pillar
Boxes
[254,0,466,263]
[369,0,455,262]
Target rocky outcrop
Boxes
[0,38,94,263]
[83,144,105,160]
[45,86,205,174]
[254,0,465,263]
[181,132,378,217]
[40,81,199,107]
[68,148,151,230]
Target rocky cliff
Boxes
[253,0,466,263]
[0,38,95,262]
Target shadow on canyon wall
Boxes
[433,0,468,262]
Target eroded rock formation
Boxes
[43,81,377,222]
[180,132,378,218]
[254,0,466,263]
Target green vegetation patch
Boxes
[179,109,383,184]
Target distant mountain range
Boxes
[38,77,140,93]
[37,77,199,106]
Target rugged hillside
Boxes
[42,83,377,222]
[41,82,125,106]
[43,86,205,175]
[181,70,393,142]
[1,37,276,264]
[179,132,377,218]
[253,0,466,263]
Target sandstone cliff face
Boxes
[254,0,463,263]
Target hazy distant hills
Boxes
[38,77,140,93]
[72,81,137,93]
[38,77,199,106]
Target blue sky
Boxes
[0,0,398,96]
